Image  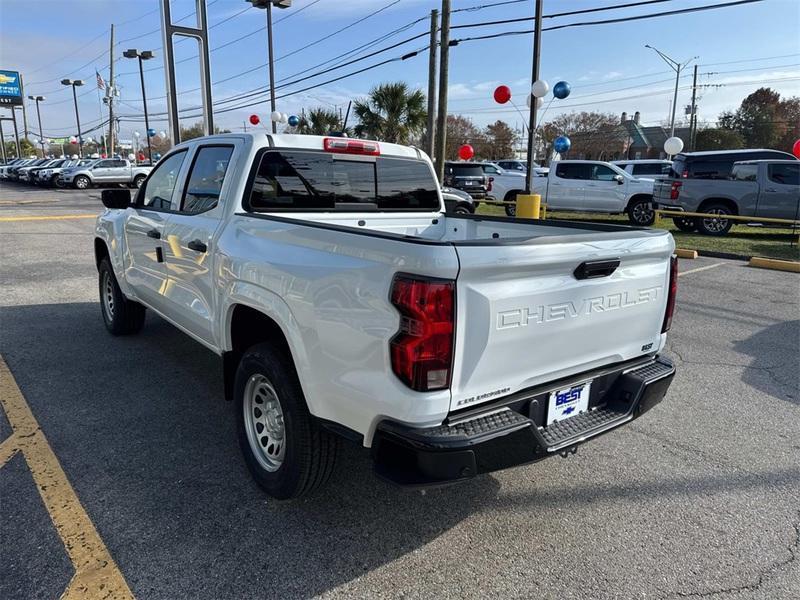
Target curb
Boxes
[749,257,800,273]
[675,249,698,259]
[695,249,750,261]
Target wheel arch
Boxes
[625,193,654,212]
[698,197,739,215]
[94,237,110,271]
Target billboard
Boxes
[0,70,23,106]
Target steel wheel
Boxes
[243,374,286,472]
[101,269,115,320]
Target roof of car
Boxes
[734,159,800,165]
[677,149,795,158]
[612,159,672,164]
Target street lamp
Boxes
[247,0,292,134]
[61,79,85,157]
[644,45,697,138]
[123,49,155,162]
[28,95,46,157]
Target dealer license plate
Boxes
[547,381,591,425]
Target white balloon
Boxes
[134,131,141,137]
[525,95,545,109]
[158,130,167,140]
[281,112,290,123]
[85,136,93,143]
[128,153,135,161]
[531,79,550,98]
[664,136,684,156]
[271,110,282,122]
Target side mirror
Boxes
[614,174,624,184]
[101,188,132,209]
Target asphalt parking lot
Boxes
[1,182,798,600]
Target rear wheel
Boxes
[98,258,146,335]
[452,203,473,215]
[696,203,734,236]
[505,192,517,217]
[133,174,146,189]
[236,342,338,499]
[672,217,697,232]
[627,197,655,226]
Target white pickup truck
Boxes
[502,160,657,226]
[95,133,677,499]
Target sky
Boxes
[1,0,799,147]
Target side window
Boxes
[732,165,758,181]
[94,160,112,169]
[483,165,498,174]
[555,163,588,179]
[138,150,187,210]
[768,164,800,186]
[591,165,618,181]
[113,159,127,168]
[180,146,234,214]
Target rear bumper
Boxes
[372,357,675,486]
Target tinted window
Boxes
[248,151,439,212]
[591,165,618,181]
[768,163,800,186]
[181,146,234,214]
[555,163,590,179]
[732,164,758,181]
[112,159,127,168]
[632,163,671,176]
[482,165,499,174]
[138,150,187,210]
[448,164,485,177]
[95,160,114,168]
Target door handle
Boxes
[146,229,161,239]
[764,188,778,192]
[187,239,208,253]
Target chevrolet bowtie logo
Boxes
[0,73,16,84]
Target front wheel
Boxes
[505,192,517,217]
[627,198,655,226]
[672,217,697,232]
[74,175,91,190]
[696,203,734,236]
[98,258,146,335]
[236,343,339,499]
[132,174,146,189]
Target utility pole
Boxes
[19,73,30,142]
[28,95,46,157]
[0,118,6,163]
[11,108,21,157]
[524,0,543,195]
[433,0,450,183]
[645,44,697,138]
[266,2,277,133]
[108,24,115,157]
[425,9,439,160]
[689,64,698,150]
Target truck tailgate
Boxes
[450,230,674,411]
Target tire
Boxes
[453,203,473,215]
[54,176,65,188]
[505,192,517,217]
[98,258,146,335]
[672,217,697,232]
[627,197,655,226]
[236,342,338,499]
[74,175,91,190]
[696,203,734,236]
[133,174,146,189]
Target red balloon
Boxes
[458,144,474,160]
[249,114,260,125]
[493,85,511,104]
[793,139,800,159]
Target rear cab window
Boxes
[732,164,758,181]
[246,150,440,212]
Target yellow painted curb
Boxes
[0,214,96,222]
[675,249,698,259]
[749,257,800,273]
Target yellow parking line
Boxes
[678,263,724,277]
[0,214,97,222]
[0,356,134,600]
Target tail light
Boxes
[487,176,494,192]
[669,181,682,200]
[389,274,455,391]
[323,137,380,155]
[662,255,678,333]
[681,169,689,178]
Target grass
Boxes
[476,203,800,262]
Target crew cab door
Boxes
[109,158,130,182]
[583,164,627,212]
[124,149,188,312]
[549,163,587,210]
[160,143,237,346]
[756,163,800,220]
[91,159,114,183]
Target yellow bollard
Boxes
[516,193,541,219]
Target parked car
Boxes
[441,186,476,214]
[443,161,489,200]
[493,159,549,177]
[653,159,800,235]
[667,149,795,180]
[501,160,656,225]
[612,159,672,180]
[474,162,528,204]
[95,133,677,499]
[36,159,86,186]
[7,158,47,180]
[58,158,153,189]
[0,158,29,179]
[19,159,61,182]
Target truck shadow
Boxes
[733,319,800,405]
[0,302,500,599]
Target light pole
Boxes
[248,0,292,134]
[645,45,697,138]
[28,95,46,157]
[124,49,155,162]
[61,79,85,157]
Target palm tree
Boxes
[353,82,426,144]
[296,108,342,135]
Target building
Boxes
[620,111,691,159]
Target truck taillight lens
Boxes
[669,181,682,200]
[390,275,455,391]
[487,176,493,192]
[323,137,380,155]
[662,255,678,333]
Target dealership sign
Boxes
[0,70,23,105]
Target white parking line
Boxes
[678,263,725,277]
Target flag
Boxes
[96,70,105,90]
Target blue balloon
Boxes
[553,81,571,99]
[147,128,156,137]
[553,135,571,153]
[287,115,299,127]
[153,152,162,160]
